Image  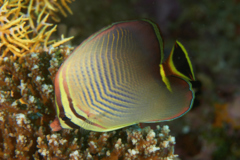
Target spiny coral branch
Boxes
[0,0,74,58]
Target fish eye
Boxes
[61,116,69,121]
[61,113,72,121]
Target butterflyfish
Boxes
[52,19,195,132]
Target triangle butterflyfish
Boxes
[51,19,196,132]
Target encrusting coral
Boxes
[0,0,178,159]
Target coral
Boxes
[0,111,34,159]
[0,1,178,159]
[0,0,74,58]
[0,45,73,112]
[22,0,75,22]
[0,45,73,159]
[0,41,177,159]
[0,46,178,159]
[34,125,177,160]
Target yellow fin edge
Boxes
[160,64,172,92]
[176,41,195,80]
[168,41,195,81]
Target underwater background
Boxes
[0,0,240,159]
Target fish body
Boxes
[53,19,195,132]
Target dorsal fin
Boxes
[167,41,195,80]
[160,41,195,92]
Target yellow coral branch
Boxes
[36,13,53,32]
[0,16,25,31]
[48,11,60,22]
[44,25,57,48]
[37,5,47,24]
[10,30,36,43]
[54,2,67,17]
[0,34,20,52]
[52,36,74,48]
[8,47,23,57]
[12,0,22,19]
[61,0,73,14]
[27,0,35,29]
[4,7,19,19]
[35,0,40,14]
[0,0,74,57]
[6,35,29,51]
[1,48,9,57]
[0,0,8,12]
[44,0,57,11]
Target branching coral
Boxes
[34,125,177,160]
[123,126,177,159]
[23,0,75,22]
[0,45,73,159]
[0,0,74,58]
[0,44,73,112]
[0,111,34,159]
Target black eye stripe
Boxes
[61,116,69,121]
[61,116,81,129]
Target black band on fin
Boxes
[172,41,195,81]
